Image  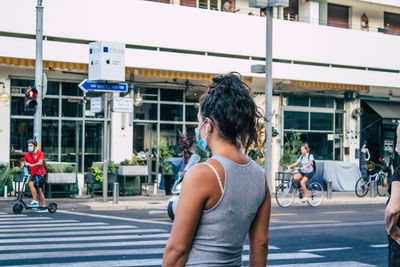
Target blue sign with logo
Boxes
[78,79,128,93]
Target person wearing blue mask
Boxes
[24,139,47,213]
[163,72,271,267]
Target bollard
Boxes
[113,182,119,204]
[327,180,332,199]
[370,180,377,198]
[4,186,7,198]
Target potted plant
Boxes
[154,138,174,195]
[118,154,148,176]
[46,163,77,184]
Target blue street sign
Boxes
[78,79,128,93]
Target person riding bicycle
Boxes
[288,143,314,203]
[24,139,47,213]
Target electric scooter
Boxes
[167,154,201,221]
[13,167,57,214]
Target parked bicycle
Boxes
[355,162,388,197]
[275,168,324,208]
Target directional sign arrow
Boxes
[78,79,128,93]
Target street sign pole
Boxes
[34,0,43,147]
[103,93,108,202]
[264,6,273,191]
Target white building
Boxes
[0,0,399,187]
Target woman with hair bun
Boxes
[163,72,271,267]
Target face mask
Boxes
[195,120,211,153]
[28,147,34,152]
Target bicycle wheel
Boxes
[355,177,369,197]
[275,183,295,208]
[377,174,388,197]
[306,182,324,207]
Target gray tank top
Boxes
[185,155,266,266]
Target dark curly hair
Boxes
[199,72,264,152]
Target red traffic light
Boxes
[24,86,38,112]
[28,89,35,99]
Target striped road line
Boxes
[0,217,53,221]
[0,228,166,238]
[268,261,376,267]
[0,222,106,228]
[0,225,136,233]
[370,244,388,248]
[300,247,352,252]
[0,220,79,225]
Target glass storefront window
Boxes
[287,96,309,106]
[11,96,35,116]
[160,104,183,121]
[336,99,344,110]
[185,89,203,103]
[310,97,334,108]
[335,113,343,134]
[284,111,309,130]
[43,98,59,117]
[42,120,59,162]
[310,112,333,131]
[134,103,158,121]
[160,89,183,102]
[47,81,60,95]
[11,79,34,87]
[84,122,102,171]
[133,123,157,153]
[185,105,198,122]
[62,99,83,117]
[10,119,33,153]
[160,124,182,155]
[85,99,104,119]
[62,82,82,96]
[61,121,83,170]
[284,131,333,160]
[139,88,158,101]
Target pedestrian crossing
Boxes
[0,212,380,266]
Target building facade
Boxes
[0,0,399,187]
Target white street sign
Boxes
[90,97,102,113]
[112,98,133,113]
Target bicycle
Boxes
[355,163,388,197]
[275,168,324,208]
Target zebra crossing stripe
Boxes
[0,233,170,244]
[0,212,6,215]
[0,225,136,233]
[0,222,106,229]
[0,220,79,225]
[243,244,279,250]
[242,252,323,261]
[0,214,27,217]
[0,228,166,238]
[370,244,388,248]
[0,217,53,221]
[0,239,169,251]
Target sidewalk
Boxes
[1,187,387,211]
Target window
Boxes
[335,113,343,134]
[328,3,349,29]
[310,112,333,131]
[160,89,183,102]
[310,97,334,108]
[47,81,60,95]
[181,0,196,7]
[62,99,83,117]
[284,0,298,21]
[11,97,35,116]
[43,98,59,117]
[42,120,59,162]
[134,103,158,121]
[160,104,183,121]
[200,0,218,10]
[284,111,309,130]
[62,82,82,97]
[185,105,198,122]
[384,12,400,35]
[287,96,309,107]
[10,119,33,152]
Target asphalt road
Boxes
[0,200,388,266]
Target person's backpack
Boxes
[300,154,316,174]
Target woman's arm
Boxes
[301,160,313,171]
[288,161,299,168]
[386,181,400,243]
[162,165,211,267]
[248,178,271,267]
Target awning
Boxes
[366,101,400,119]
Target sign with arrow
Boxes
[78,79,128,93]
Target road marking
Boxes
[267,261,376,267]
[0,228,165,238]
[243,244,279,250]
[376,209,385,212]
[300,247,352,252]
[2,251,322,264]
[0,239,169,251]
[0,233,170,244]
[0,216,53,221]
[0,222,106,229]
[0,220,79,225]
[58,210,173,226]
[147,218,170,221]
[149,210,166,215]
[244,252,323,261]
[292,220,339,223]
[0,225,136,233]
[271,213,297,216]
[0,214,27,217]
[321,211,357,214]
[0,212,6,215]
[270,220,384,230]
[370,244,388,248]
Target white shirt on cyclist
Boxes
[297,153,314,174]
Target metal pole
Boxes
[113,182,119,204]
[327,180,332,199]
[370,180,376,198]
[264,6,273,191]
[103,93,108,202]
[34,0,43,147]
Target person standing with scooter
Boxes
[24,139,47,213]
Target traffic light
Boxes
[24,86,38,112]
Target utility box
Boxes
[249,0,288,8]
[89,41,125,82]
